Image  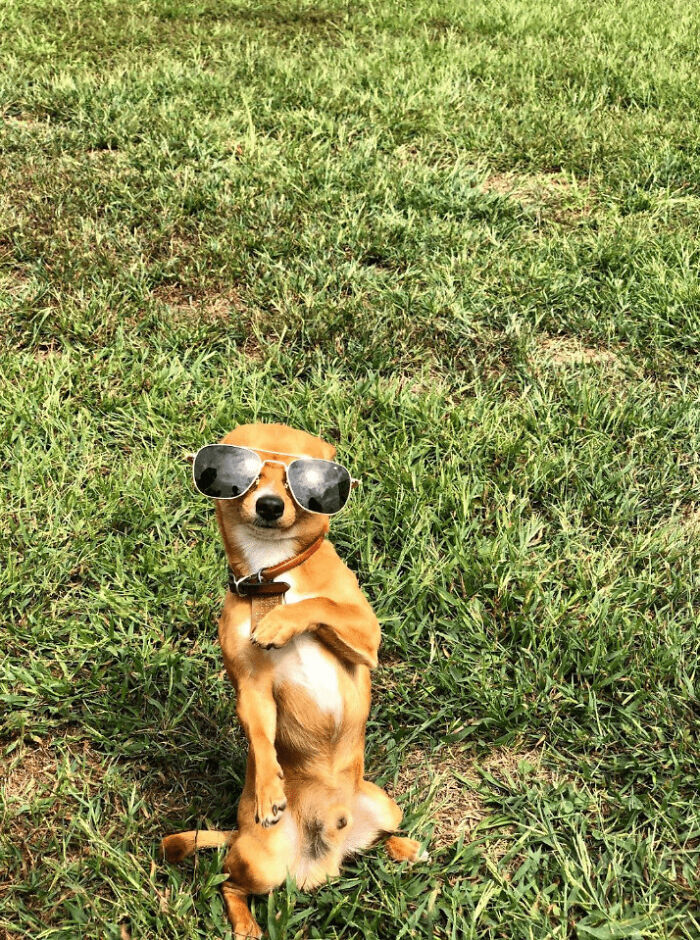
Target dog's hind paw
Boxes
[385,835,429,864]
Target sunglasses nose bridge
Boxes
[256,458,291,493]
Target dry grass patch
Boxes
[136,284,270,359]
[0,739,111,879]
[1,114,47,130]
[535,335,624,370]
[0,271,34,298]
[659,504,700,544]
[481,171,594,223]
[680,505,700,535]
[32,340,64,360]
[2,739,105,804]
[374,657,423,694]
[153,285,244,326]
[392,744,557,851]
[481,171,578,199]
[0,740,200,880]
[84,148,120,159]
[393,143,422,166]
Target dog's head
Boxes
[212,423,337,569]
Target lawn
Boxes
[1,0,700,937]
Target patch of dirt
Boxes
[32,341,64,360]
[84,148,120,159]
[151,284,271,361]
[0,737,233,929]
[535,335,623,369]
[427,16,467,34]
[0,739,203,874]
[137,765,224,825]
[1,739,111,880]
[393,143,422,165]
[661,505,700,543]
[152,285,248,326]
[0,272,33,297]
[392,745,558,852]
[222,5,347,43]
[2,115,47,130]
[482,171,573,198]
[481,171,594,223]
[2,739,104,803]
[481,746,557,784]
[374,656,404,691]
[0,161,43,197]
[680,505,700,533]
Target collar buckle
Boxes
[230,568,264,596]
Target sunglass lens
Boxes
[287,459,351,515]
[193,445,259,498]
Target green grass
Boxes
[1,0,700,936]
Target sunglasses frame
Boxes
[189,444,360,516]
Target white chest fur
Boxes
[233,523,299,575]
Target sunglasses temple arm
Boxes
[185,453,195,464]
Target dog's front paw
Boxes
[251,607,303,650]
[254,772,287,828]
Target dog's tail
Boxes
[161,829,234,864]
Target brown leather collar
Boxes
[227,534,325,597]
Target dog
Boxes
[162,423,428,938]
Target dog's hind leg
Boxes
[161,831,262,936]
[385,834,430,863]
[342,781,429,863]
[221,882,262,940]
[220,828,292,939]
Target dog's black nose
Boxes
[256,495,285,521]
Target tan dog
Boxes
[162,423,427,938]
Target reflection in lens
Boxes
[287,460,351,514]
[193,445,260,498]
[198,466,221,497]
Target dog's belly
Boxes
[232,581,370,763]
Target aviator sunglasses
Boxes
[190,444,359,516]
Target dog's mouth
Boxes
[250,519,296,535]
